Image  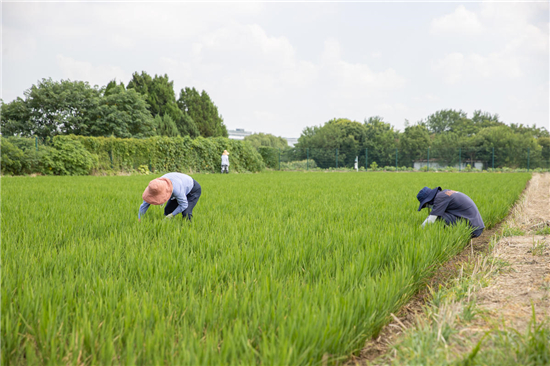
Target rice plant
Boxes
[1,172,530,365]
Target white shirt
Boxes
[221,155,229,165]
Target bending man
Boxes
[139,172,202,221]
[416,186,485,238]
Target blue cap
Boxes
[417,186,441,211]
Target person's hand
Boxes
[138,218,141,222]
[164,213,174,220]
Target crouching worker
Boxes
[416,186,485,238]
[139,172,201,222]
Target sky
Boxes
[2,1,549,139]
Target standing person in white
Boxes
[221,150,230,174]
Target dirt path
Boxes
[475,173,550,332]
[348,173,550,365]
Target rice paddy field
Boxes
[2,172,531,365]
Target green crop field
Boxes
[2,172,531,365]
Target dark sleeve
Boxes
[431,193,451,217]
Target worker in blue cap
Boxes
[416,186,485,238]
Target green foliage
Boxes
[127,72,195,138]
[257,146,280,169]
[1,137,56,175]
[245,133,288,149]
[21,78,102,139]
[72,135,264,173]
[94,85,156,138]
[296,118,368,168]
[41,136,97,175]
[364,116,399,167]
[1,136,264,175]
[0,97,30,136]
[178,87,227,137]
[280,159,317,170]
[154,114,180,137]
[0,139,26,175]
[501,225,525,237]
[1,172,530,365]
[399,123,431,166]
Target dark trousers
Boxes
[164,180,201,221]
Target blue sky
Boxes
[2,1,549,138]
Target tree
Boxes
[92,85,155,138]
[17,78,101,139]
[244,133,288,149]
[127,72,197,137]
[294,118,367,168]
[471,110,503,132]
[154,114,180,137]
[423,109,468,135]
[364,116,398,167]
[126,71,153,98]
[398,123,431,167]
[177,87,227,137]
[471,126,541,168]
[0,98,31,137]
[537,137,550,168]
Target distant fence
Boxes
[266,147,550,172]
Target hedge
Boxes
[1,135,265,176]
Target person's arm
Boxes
[138,201,150,221]
[422,215,438,227]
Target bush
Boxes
[1,139,26,175]
[61,135,264,174]
[41,136,97,175]
[280,159,317,170]
[257,146,279,169]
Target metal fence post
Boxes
[109,149,114,169]
[365,148,368,171]
[307,148,309,171]
[395,148,398,171]
[278,148,281,171]
[427,148,430,172]
[527,148,530,171]
[336,148,338,168]
[459,147,461,172]
[35,136,38,151]
[492,147,494,170]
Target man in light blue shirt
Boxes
[139,172,202,221]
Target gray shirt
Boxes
[221,155,229,166]
[139,172,195,219]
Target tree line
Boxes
[0,72,227,140]
[292,110,549,169]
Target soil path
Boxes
[475,172,550,331]
[348,173,550,365]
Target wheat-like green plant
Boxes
[1,172,530,365]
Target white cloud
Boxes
[55,55,131,87]
[432,51,523,84]
[431,5,483,36]
[111,35,135,50]
[322,38,406,95]
[431,2,547,84]
[432,52,465,84]
[2,27,37,60]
